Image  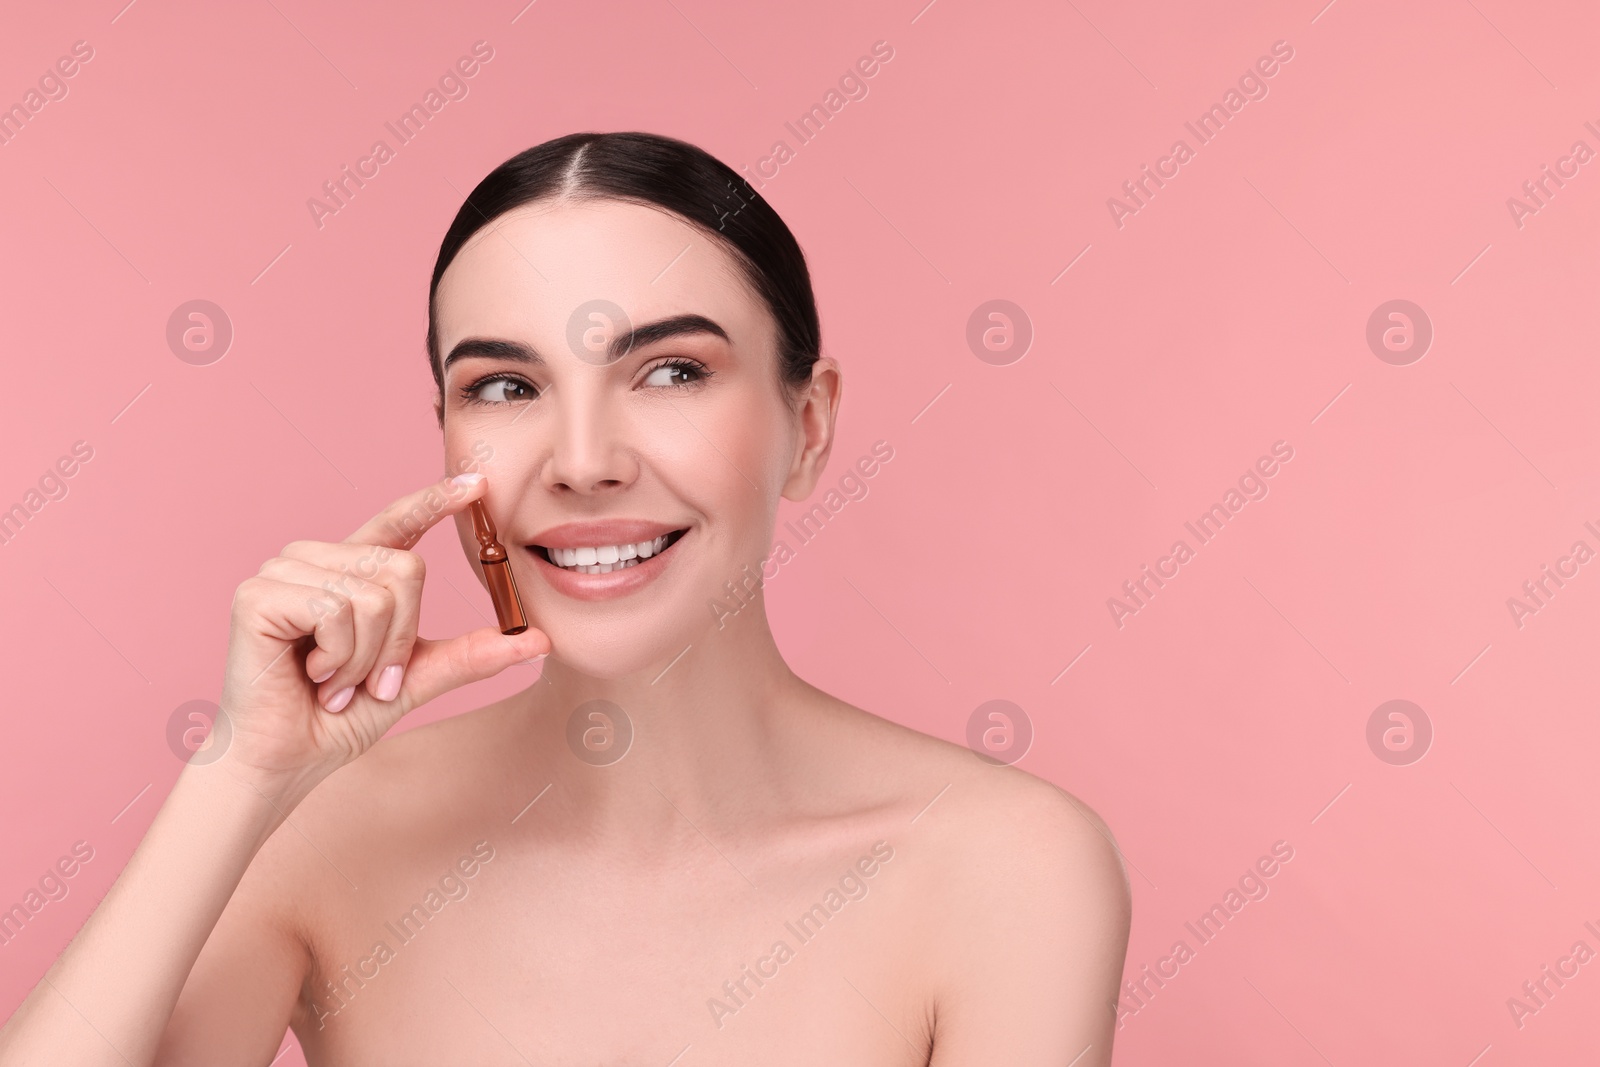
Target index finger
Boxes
[344,471,488,549]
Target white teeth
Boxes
[574,559,640,574]
[544,534,676,573]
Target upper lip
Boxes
[528,520,688,549]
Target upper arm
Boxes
[926,785,1133,1067]
[152,826,314,1066]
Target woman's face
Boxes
[434,197,823,676]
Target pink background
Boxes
[3,0,1598,1062]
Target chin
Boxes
[535,600,713,681]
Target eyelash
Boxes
[644,357,714,390]
[457,357,713,407]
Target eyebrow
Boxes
[441,313,730,371]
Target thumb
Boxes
[399,626,551,710]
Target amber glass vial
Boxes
[468,499,528,635]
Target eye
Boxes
[461,374,536,406]
[641,358,710,389]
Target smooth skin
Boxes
[0,197,1130,1066]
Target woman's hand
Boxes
[215,472,549,803]
[0,473,546,1067]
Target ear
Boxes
[781,356,842,502]
[433,392,445,429]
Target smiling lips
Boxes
[526,521,689,597]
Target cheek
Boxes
[640,420,747,534]
[641,394,788,515]
[443,419,534,485]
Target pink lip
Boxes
[529,519,685,550]
[525,523,690,602]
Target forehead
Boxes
[434,198,770,357]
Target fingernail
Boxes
[376,664,404,702]
[311,666,336,684]
[452,472,484,487]
[325,686,355,713]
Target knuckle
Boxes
[231,576,264,614]
[392,550,426,582]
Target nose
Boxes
[539,388,639,496]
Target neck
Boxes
[518,591,814,839]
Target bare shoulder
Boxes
[813,689,1129,892]
[814,695,1132,1060]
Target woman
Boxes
[0,132,1130,1065]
